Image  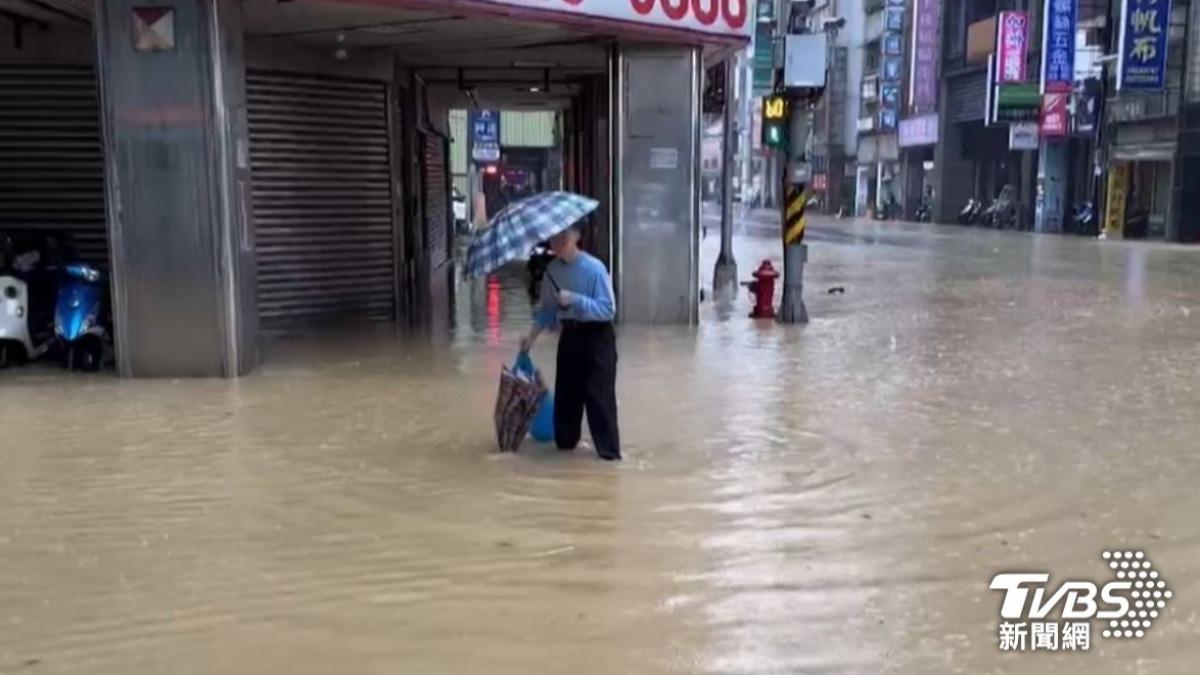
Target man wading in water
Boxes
[520,225,621,461]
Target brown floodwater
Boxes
[2,219,1199,674]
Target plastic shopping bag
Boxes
[514,351,555,443]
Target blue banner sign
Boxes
[1118,0,1172,90]
[1042,0,1077,93]
[470,109,501,163]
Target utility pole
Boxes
[779,99,813,323]
[713,55,739,300]
[775,0,829,324]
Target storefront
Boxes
[857,132,900,218]
[2,0,749,378]
[899,114,939,220]
[0,21,106,267]
[1107,118,1178,240]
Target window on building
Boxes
[865,40,881,74]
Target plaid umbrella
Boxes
[465,191,598,277]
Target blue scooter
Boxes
[55,263,109,372]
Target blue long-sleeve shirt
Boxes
[533,252,616,330]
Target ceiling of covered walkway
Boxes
[243,0,610,109]
[1,0,738,108]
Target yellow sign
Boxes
[1104,162,1129,239]
[764,95,787,120]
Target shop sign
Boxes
[1118,0,1172,90]
[899,114,939,147]
[967,17,998,64]
[884,56,904,82]
[1041,92,1069,137]
[470,109,501,163]
[1104,162,1131,237]
[995,83,1041,123]
[880,0,903,132]
[1009,121,1040,150]
[881,84,900,107]
[1074,77,1102,134]
[752,22,774,95]
[478,0,753,39]
[884,33,903,57]
[880,106,899,132]
[880,83,900,131]
[812,173,829,192]
[910,0,943,111]
[1041,0,1077,93]
[997,11,1030,83]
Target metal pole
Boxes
[713,56,739,300]
[780,100,811,324]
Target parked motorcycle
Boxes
[915,191,934,223]
[874,198,901,221]
[0,275,36,368]
[958,198,983,224]
[981,186,1019,229]
[54,262,110,372]
[0,233,58,368]
[1070,201,1097,236]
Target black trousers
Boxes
[555,321,620,460]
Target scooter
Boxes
[526,241,555,299]
[980,186,1019,229]
[0,236,55,368]
[54,262,109,372]
[1070,201,1096,236]
[915,194,934,222]
[958,198,983,224]
[0,275,37,368]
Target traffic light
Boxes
[761,94,789,149]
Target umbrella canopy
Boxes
[465,191,598,277]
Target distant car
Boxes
[452,187,469,234]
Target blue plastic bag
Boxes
[514,351,555,442]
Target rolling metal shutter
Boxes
[246,70,396,327]
[947,70,988,124]
[0,63,107,266]
[422,131,450,270]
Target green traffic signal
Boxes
[763,121,787,149]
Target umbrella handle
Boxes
[544,271,561,293]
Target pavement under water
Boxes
[2,218,1199,674]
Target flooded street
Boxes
[3,218,1200,674]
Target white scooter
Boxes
[0,247,52,368]
[0,275,42,367]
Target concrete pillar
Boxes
[712,57,738,302]
[95,0,256,377]
[932,120,973,224]
[612,44,701,324]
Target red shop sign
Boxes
[1041,92,1068,138]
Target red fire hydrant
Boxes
[746,260,779,319]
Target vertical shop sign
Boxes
[1042,0,1077,93]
